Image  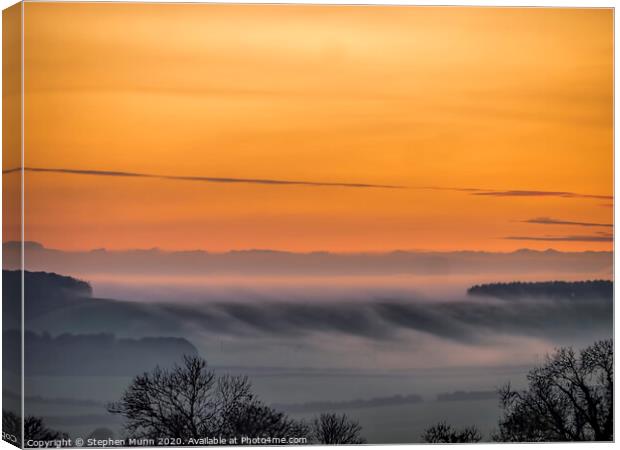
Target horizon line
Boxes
[2,240,612,255]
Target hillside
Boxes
[3,270,92,323]
[2,270,199,376]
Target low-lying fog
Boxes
[79,274,611,371]
[6,244,612,442]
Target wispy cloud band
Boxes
[3,167,404,190]
[504,234,613,242]
[473,190,612,200]
[3,167,613,201]
[523,217,613,228]
[418,185,612,200]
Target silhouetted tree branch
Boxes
[2,410,69,446]
[422,421,482,443]
[494,339,613,442]
[310,413,366,444]
[108,355,307,441]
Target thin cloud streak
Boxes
[473,190,612,200]
[523,217,613,228]
[4,167,613,201]
[4,167,404,190]
[419,185,612,200]
[504,234,613,242]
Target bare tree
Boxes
[24,416,69,442]
[108,355,219,439]
[221,403,308,439]
[216,374,308,438]
[3,411,68,445]
[310,413,366,444]
[494,339,613,442]
[422,421,482,443]
[108,356,307,441]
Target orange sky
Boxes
[8,3,614,252]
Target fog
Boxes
[4,244,612,443]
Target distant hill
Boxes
[2,270,187,336]
[272,393,423,413]
[3,270,92,323]
[18,331,197,376]
[436,390,497,402]
[3,241,612,277]
[3,330,197,376]
[467,280,613,300]
[2,270,199,376]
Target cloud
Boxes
[473,190,612,200]
[3,167,404,190]
[523,217,613,228]
[418,186,486,193]
[4,167,611,201]
[504,233,612,242]
[418,185,611,201]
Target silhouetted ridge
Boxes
[3,241,612,277]
[3,270,92,322]
[3,269,91,298]
[3,330,198,376]
[467,280,612,300]
[272,394,423,413]
[436,390,497,402]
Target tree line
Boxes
[467,280,612,300]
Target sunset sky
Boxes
[9,3,613,252]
